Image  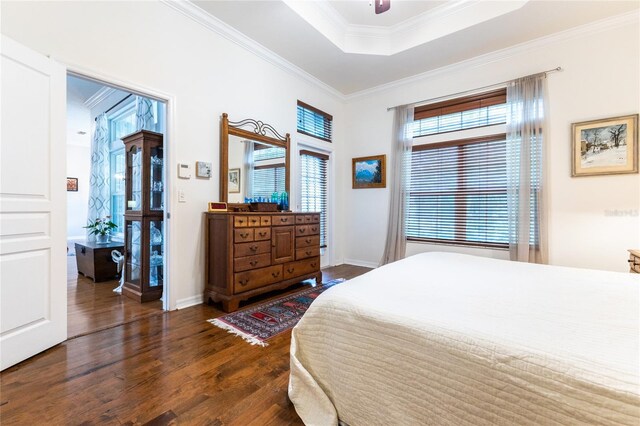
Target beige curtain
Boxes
[506,74,548,263]
[381,105,414,265]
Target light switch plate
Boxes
[178,163,191,179]
[178,190,186,203]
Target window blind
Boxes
[413,89,506,137]
[297,100,332,142]
[252,164,285,199]
[252,144,286,161]
[300,150,328,248]
[407,135,509,248]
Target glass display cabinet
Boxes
[122,130,164,302]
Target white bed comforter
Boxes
[288,252,640,426]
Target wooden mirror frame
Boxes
[220,113,291,203]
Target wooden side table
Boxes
[75,241,125,282]
[628,249,640,274]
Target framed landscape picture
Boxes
[352,155,386,189]
[572,114,638,177]
[228,168,241,193]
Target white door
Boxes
[0,36,67,370]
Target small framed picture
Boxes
[196,161,212,178]
[228,168,241,193]
[352,155,386,189]
[67,177,78,192]
[572,114,638,177]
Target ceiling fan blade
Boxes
[375,0,391,14]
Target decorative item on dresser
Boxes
[628,249,640,273]
[205,211,322,312]
[121,130,165,303]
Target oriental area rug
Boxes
[208,278,345,347]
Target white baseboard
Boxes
[343,258,380,269]
[175,294,203,310]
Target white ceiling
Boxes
[328,0,446,27]
[67,74,104,104]
[191,0,639,95]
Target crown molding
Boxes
[345,10,639,101]
[84,86,117,109]
[283,0,528,56]
[160,0,345,101]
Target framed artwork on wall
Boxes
[67,177,78,192]
[572,114,638,177]
[228,168,241,193]
[352,155,386,189]
[196,161,212,178]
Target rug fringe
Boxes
[208,318,268,347]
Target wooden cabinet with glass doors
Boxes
[122,130,164,302]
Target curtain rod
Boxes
[94,94,133,121]
[386,67,562,111]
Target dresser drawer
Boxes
[260,216,272,226]
[295,214,320,224]
[295,224,320,237]
[234,216,249,227]
[234,253,271,272]
[234,228,254,243]
[629,252,640,273]
[295,246,320,260]
[254,227,271,241]
[296,235,320,249]
[247,216,261,227]
[234,265,283,293]
[273,215,294,226]
[284,257,320,280]
[234,240,270,258]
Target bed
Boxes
[288,252,640,425]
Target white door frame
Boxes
[66,63,177,311]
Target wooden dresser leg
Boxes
[222,299,240,313]
[316,271,323,284]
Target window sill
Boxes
[407,238,509,251]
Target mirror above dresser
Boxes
[220,113,290,206]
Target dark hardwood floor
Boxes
[67,255,163,338]
[0,264,371,425]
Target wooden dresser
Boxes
[628,249,640,273]
[205,212,322,312]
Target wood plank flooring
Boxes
[67,255,163,338]
[0,264,371,425]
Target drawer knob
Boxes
[280,218,287,222]
[259,232,267,237]
[311,263,317,268]
[299,228,305,233]
[305,251,312,256]
[250,260,258,267]
[311,227,318,232]
[249,245,258,252]
[240,232,249,238]
[287,267,294,274]
[239,278,249,286]
[251,219,257,223]
[238,219,244,224]
[628,259,640,266]
[305,238,311,244]
[272,271,280,278]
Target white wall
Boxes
[343,19,640,272]
[0,0,345,308]
[66,94,91,246]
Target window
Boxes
[297,100,332,142]
[408,89,513,249]
[413,89,506,137]
[252,164,285,199]
[408,135,508,248]
[108,102,136,240]
[299,150,328,248]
